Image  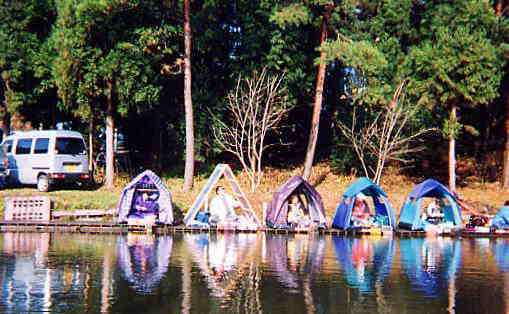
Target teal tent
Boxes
[398,179,463,231]
[332,177,396,230]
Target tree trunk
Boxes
[497,0,509,188]
[182,0,195,191]
[502,83,509,188]
[1,109,10,140]
[2,82,11,138]
[150,111,162,171]
[88,112,94,171]
[495,0,505,15]
[449,105,457,193]
[302,9,331,181]
[105,81,115,189]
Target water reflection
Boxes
[1,232,509,313]
[0,232,52,313]
[491,239,509,314]
[264,234,325,293]
[184,233,262,312]
[117,234,173,294]
[333,237,394,294]
[400,238,461,298]
[492,238,509,272]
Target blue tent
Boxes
[400,238,461,298]
[333,237,394,293]
[491,206,509,229]
[332,177,396,229]
[398,179,463,230]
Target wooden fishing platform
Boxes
[457,230,509,238]
[4,221,509,238]
[394,229,427,237]
[0,220,396,237]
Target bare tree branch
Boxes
[210,67,289,191]
[337,80,436,183]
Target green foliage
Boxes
[0,0,55,116]
[270,3,311,28]
[0,0,508,178]
[442,117,463,139]
[52,0,172,120]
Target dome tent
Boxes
[331,177,396,230]
[117,170,174,225]
[398,179,462,231]
[265,176,327,229]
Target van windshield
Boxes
[55,137,86,155]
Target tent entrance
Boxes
[183,164,260,227]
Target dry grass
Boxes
[0,162,506,219]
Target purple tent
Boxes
[265,176,327,229]
[117,170,173,225]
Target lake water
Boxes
[0,232,507,314]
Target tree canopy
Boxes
[0,0,508,187]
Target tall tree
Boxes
[303,5,333,181]
[53,0,165,188]
[401,1,506,192]
[0,0,53,135]
[322,0,506,188]
[271,1,336,180]
[182,0,194,190]
[496,0,509,188]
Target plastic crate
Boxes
[4,196,51,221]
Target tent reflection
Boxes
[116,234,173,294]
[333,237,394,294]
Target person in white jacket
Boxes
[209,186,241,224]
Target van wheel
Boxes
[37,175,50,192]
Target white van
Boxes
[1,130,90,192]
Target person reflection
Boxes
[265,235,325,292]
[333,237,394,293]
[117,234,173,294]
[400,238,460,298]
[351,238,373,280]
[184,233,259,300]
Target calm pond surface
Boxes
[0,232,507,314]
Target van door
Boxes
[14,138,34,184]
[30,137,51,183]
[54,137,88,173]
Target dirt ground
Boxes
[1,162,506,221]
[169,163,509,220]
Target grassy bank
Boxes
[0,163,507,219]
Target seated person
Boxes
[351,194,372,226]
[130,192,159,218]
[287,195,310,228]
[424,199,444,223]
[209,186,241,225]
[491,201,509,230]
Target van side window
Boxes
[2,140,13,153]
[34,138,50,154]
[16,138,33,155]
[55,137,86,155]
